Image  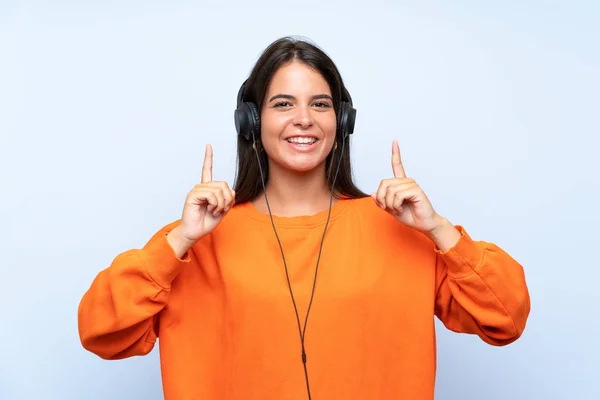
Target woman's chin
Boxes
[286,162,320,173]
[276,157,325,174]
[268,144,330,174]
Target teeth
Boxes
[287,137,317,144]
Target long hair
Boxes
[233,36,368,204]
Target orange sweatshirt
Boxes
[78,196,530,399]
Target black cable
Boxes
[251,132,347,400]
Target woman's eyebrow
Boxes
[268,94,333,102]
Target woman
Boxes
[78,37,530,400]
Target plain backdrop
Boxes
[1,1,599,399]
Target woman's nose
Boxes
[292,105,314,128]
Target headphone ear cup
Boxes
[234,105,248,140]
[345,104,356,135]
[234,102,261,141]
[337,103,345,136]
[248,102,261,139]
[337,102,356,136]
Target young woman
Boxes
[78,37,530,400]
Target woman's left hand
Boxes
[372,140,445,234]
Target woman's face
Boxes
[260,61,337,173]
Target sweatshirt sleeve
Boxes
[433,225,530,346]
[77,222,191,360]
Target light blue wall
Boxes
[1,1,598,399]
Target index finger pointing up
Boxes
[391,140,406,178]
[202,144,213,183]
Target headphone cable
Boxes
[252,132,347,400]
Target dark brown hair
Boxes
[232,36,368,204]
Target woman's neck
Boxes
[252,163,337,217]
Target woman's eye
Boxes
[273,101,331,108]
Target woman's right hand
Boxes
[168,144,235,254]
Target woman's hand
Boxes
[372,140,448,236]
[168,144,236,256]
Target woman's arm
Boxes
[430,222,531,346]
[77,222,190,359]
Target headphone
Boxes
[233,78,357,400]
[234,78,357,141]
